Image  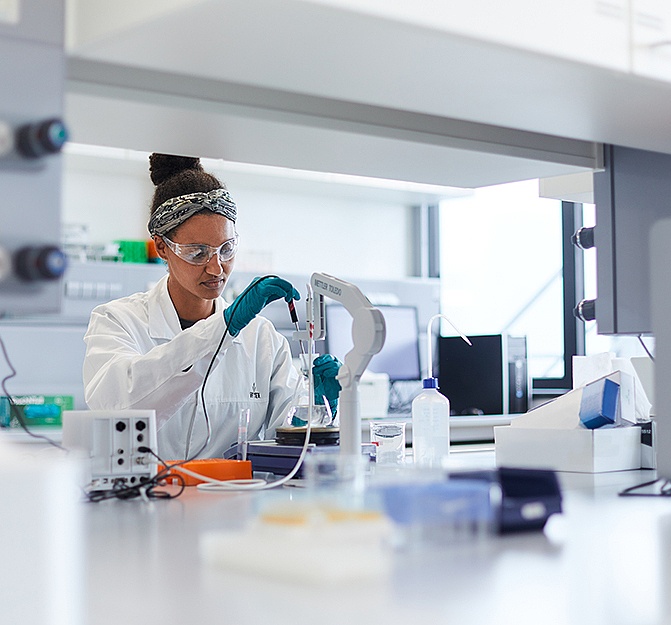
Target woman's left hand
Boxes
[312,353,342,417]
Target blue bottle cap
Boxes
[422,377,439,389]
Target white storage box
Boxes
[494,370,645,473]
[494,425,642,473]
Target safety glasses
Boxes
[162,235,238,266]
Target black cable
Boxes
[85,474,186,502]
[186,274,281,460]
[618,478,671,497]
[140,446,196,483]
[637,334,655,362]
[85,446,186,503]
[0,334,67,451]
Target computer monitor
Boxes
[438,334,529,416]
[324,304,421,381]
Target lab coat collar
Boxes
[147,274,226,340]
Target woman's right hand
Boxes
[224,276,300,336]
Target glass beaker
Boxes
[369,422,406,464]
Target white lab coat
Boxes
[83,274,303,459]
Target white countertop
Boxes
[81,448,667,625]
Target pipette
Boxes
[237,408,250,461]
[287,299,306,357]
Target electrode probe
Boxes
[287,299,306,357]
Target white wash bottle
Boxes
[412,314,471,468]
[412,376,451,468]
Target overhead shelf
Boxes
[63,0,671,187]
[65,57,599,188]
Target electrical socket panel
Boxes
[62,410,157,491]
[0,0,67,315]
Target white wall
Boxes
[62,164,153,244]
[60,149,435,281]
[232,187,412,279]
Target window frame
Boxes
[532,201,585,396]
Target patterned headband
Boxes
[148,188,237,236]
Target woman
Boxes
[83,153,339,460]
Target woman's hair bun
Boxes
[149,153,202,186]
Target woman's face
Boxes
[154,212,237,317]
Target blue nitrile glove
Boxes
[313,354,342,418]
[224,276,300,337]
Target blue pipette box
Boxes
[375,479,498,540]
[579,377,620,429]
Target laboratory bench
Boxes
[80,447,670,625]
[0,413,511,448]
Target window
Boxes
[439,179,579,394]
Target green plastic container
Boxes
[0,395,74,428]
[115,240,149,263]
